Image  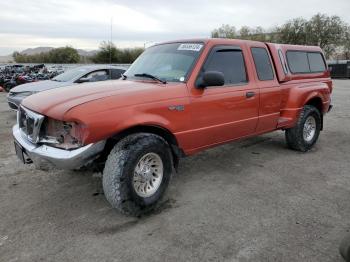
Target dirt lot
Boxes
[0,80,349,262]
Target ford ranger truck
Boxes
[13,39,333,215]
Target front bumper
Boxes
[13,124,106,170]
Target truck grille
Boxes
[18,106,45,143]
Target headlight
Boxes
[40,118,87,149]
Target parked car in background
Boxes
[7,65,126,110]
[12,39,332,215]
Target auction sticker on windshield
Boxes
[178,43,203,52]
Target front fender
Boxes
[64,98,190,145]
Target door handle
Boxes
[246,91,255,98]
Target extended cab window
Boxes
[251,47,274,80]
[286,51,326,74]
[204,47,247,85]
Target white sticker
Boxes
[178,43,203,52]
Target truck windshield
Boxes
[124,42,204,83]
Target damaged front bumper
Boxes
[13,124,105,170]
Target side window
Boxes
[307,52,326,72]
[111,69,125,79]
[204,48,247,85]
[251,47,274,80]
[286,51,327,74]
[286,51,310,73]
[278,49,288,74]
[84,70,108,82]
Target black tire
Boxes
[102,133,173,216]
[285,105,321,152]
[340,234,350,261]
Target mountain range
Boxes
[0,47,98,63]
[20,47,98,56]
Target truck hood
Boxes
[22,80,180,120]
[10,80,71,93]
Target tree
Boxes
[210,13,349,59]
[47,47,80,63]
[211,24,237,38]
[92,41,144,63]
[276,14,346,58]
[92,41,120,63]
[306,14,345,57]
[239,26,251,39]
[13,46,80,63]
[12,51,25,62]
[118,48,144,63]
[343,27,350,59]
[277,18,308,45]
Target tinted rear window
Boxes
[286,51,310,73]
[308,52,326,72]
[286,51,326,74]
[251,47,274,80]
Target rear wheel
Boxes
[102,133,173,215]
[285,105,321,152]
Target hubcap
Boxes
[133,153,163,198]
[303,115,316,142]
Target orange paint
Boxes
[22,39,332,156]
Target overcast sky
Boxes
[0,0,349,55]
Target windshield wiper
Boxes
[134,73,167,84]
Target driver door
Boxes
[187,44,259,150]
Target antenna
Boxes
[110,16,113,64]
[109,16,113,79]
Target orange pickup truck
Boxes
[13,38,332,215]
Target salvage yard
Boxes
[0,79,349,262]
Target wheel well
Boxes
[305,97,323,113]
[100,125,183,170]
[305,97,324,130]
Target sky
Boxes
[0,0,349,55]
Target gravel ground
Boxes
[0,80,349,262]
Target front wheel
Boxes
[285,105,322,152]
[102,133,173,215]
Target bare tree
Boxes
[211,24,237,38]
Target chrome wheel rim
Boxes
[133,153,163,198]
[303,115,316,142]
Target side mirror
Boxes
[76,77,90,83]
[197,71,225,88]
